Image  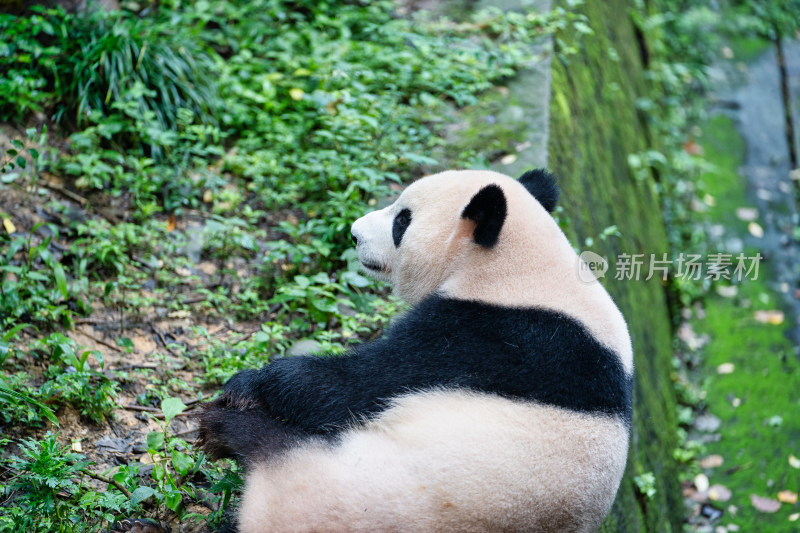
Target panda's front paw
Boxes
[221,368,264,409]
[198,397,304,464]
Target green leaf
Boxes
[160,396,187,423]
[311,299,338,314]
[146,430,165,452]
[164,490,182,512]
[52,261,68,300]
[117,337,134,350]
[0,386,59,425]
[130,486,156,506]
[341,271,371,288]
[2,323,35,341]
[171,450,193,476]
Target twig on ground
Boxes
[73,328,123,354]
[81,469,132,498]
[123,402,201,419]
[151,324,183,357]
[112,363,159,371]
[42,181,88,206]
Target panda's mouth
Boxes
[362,261,387,273]
[360,258,391,277]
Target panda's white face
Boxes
[351,169,634,374]
[351,171,482,304]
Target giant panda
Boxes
[197,168,634,533]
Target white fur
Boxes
[239,390,628,533]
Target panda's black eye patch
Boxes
[392,208,412,247]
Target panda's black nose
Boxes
[351,232,358,246]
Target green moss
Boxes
[692,114,800,531]
[549,0,683,530]
[728,36,771,63]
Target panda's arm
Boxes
[223,339,424,434]
[221,298,631,434]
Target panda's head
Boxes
[350,169,561,306]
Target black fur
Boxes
[518,168,559,212]
[198,398,309,466]
[461,184,507,248]
[201,295,632,463]
[392,208,412,247]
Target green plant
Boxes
[0,7,62,122]
[0,129,46,179]
[54,7,220,139]
[136,397,209,516]
[0,432,134,533]
[0,223,85,330]
[0,373,58,426]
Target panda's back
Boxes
[350,294,633,426]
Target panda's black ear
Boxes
[461,184,507,248]
[518,168,559,212]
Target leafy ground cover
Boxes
[0,1,584,531]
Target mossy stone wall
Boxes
[548,0,683,530]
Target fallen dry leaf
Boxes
[501,153,517,165]
[735,207,759,221]
[695,473,710,492]
[748,221,764,238]
[790,454,800,469]
[708,484,732,502]
[700,454,724,468]
[716,285,738,298]
[683,139,704,155]
[2,217,16,234]
[717,363,735,375]
[750,494,781,513]
[778,490,798,504]
[754,310,785,325]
